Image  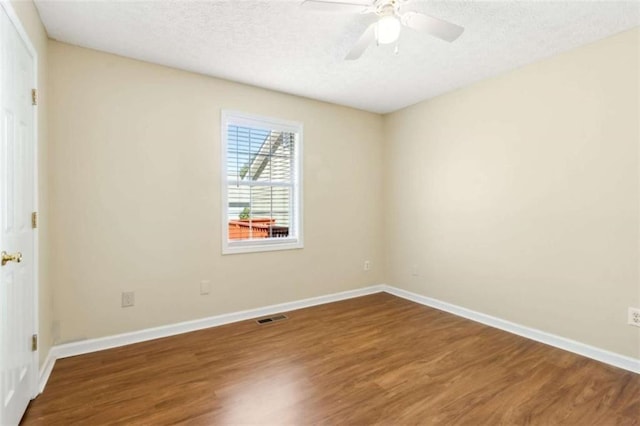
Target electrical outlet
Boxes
[200,280,211,295]
[121,291,135,308]
[363,260,371,271]
[628,307,640,327]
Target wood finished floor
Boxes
[22,293,640,425]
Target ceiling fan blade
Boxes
[401,11,464,42]
[301,0,368,14]
[345,23,375,60]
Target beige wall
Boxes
[383,29,640,358]
[47,41,384,343]
[10,0,51,367]
[43,24,640,360]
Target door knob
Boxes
[1,251,22,266]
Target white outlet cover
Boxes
[628,307,640,327]
[121,291,135,308]
[411,265,419,276]
[200,280,211,295]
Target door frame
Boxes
[0,0,40,399]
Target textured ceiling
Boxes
[34,0,640,114]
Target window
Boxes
[221,111,303,254]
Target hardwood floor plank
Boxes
[21,293,640,425]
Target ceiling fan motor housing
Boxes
[374,0,400,17]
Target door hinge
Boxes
[31,88,37,106]
[32,334,38,351]
[31,212,38,229]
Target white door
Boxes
[0,3,37,425]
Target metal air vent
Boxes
[256,314,288,324]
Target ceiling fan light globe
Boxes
[376,15,401,44]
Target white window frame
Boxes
[221,110,304,255]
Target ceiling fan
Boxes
[301,0,464,60]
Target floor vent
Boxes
[256,314,288,324]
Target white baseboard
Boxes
[50,284,386,361]
[382,285,640,374]
[38,282,638,394]
[38,350,56,394]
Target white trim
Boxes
[381,285,640,374]
[220,109,304,255]
[50,285,384,360]
[37,283,639,393]
[224,239,304,254]
[222,110,302,134]
[38,351,56,394]
[0,0,40,400]
[0,1,37,56]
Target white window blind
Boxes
[221,111,303,254]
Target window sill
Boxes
[222,239,303,255]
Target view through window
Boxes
[221,111,303,254]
